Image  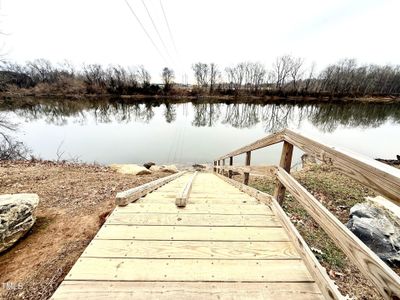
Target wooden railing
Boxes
[214,129,400,300]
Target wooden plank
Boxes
[216,165,276,177]
[116,172,186,206]
[215,173,342,300]
[276,167,400,299]
[105,213,281,227]
[95,225,290,241]
[52,281,324,300]
[215,173,273,205]
[176,172,198,207]
[218,130,285,160]
[244,151,251,185]
[273,141,294,204]
[137,197,259,205]
[82,240,300,260]
[229,156,233,178]
[283,128,400,205]
[65,258,313,282]
[114,203,273,215]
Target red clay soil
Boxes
[0,160,167,300]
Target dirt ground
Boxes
[0,160,167,300]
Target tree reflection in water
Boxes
[0,98,399,133]
[191,103,221,127]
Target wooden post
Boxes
[228,156,233,178]
[273,141,294,205]
[213,161,216,173]
[243,151,251,185]
[222,159,225,176]
[217,160,220,174]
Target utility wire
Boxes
[140,0,174,65]
[123,0,168,64]
[159,0,179,57]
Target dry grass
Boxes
[246,163,387,299]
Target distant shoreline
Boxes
[1,92,399,104]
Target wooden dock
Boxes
[52,129,400,299]
[52,172,324,299]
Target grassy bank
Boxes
[246,163,400,299]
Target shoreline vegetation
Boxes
[1,56,400,104]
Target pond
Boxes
[1,98,400,166]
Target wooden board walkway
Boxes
[52,172,324,299]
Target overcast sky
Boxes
[1,0,399,82]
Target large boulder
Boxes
[347,201,400,267]
[143,162,156,169]
[149,165,179,173]
[110,164,152,175]
[161,165,179,173]
[0,193,39,253]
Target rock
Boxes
[347,201,400,267]
[0,193,39,253]
[143,162,156,169]
[160,165,179,173]
[149,165,179,173]
[149,165,161,172]
[110,164,152,175]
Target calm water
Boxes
[2,99,400,166]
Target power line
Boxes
[123,0,168,64]
[159,0,179,57]
[140,0,174,65]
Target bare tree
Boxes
[271,55,293,90]
[209,63,220,94]
[192,63,209,87]
[225,63,246,91]
[137,65,151,87]
[161,67,175,91]
[289,57,304,91]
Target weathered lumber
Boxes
[283,128,400,206]
[83,240,300,260]
[228,156,233,178]
[215,165,276,177]
[52,281,324,300]
[65,258,312,282]
[95,225,289,241]
[215,172,273,204]
[113,203,273,215]
[115,171,185,206]
[216,173,342,300]
[218,130,285,160]
[105,212,280,227]
[176,172,198,207]
[276,167,400,299]
[244,151,252,185]
[273,141,294,204]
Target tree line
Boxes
[1,56,399,98]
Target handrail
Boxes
[214,129,400,299]
[216,128,400,206]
